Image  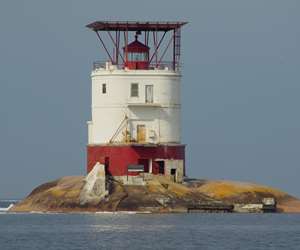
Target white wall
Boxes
[88,68,181,144]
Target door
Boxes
[105,157,110,176]
[137,125,146,143]
[145,85,153,103]
[157,161,165,174]
[170,169,176,182]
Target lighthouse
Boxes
[86,21,187,184]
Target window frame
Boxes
[102,83,107,94]
[145,84,154,103]
[128,52,148,61]
[130,83,139,97]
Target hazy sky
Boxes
[0,0,299,198]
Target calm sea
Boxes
[1,200,300,249]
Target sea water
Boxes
[0,201,300,249]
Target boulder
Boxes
[79,162,108,205]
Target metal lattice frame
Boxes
[86,21,187,70]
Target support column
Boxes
[149,159,153,173]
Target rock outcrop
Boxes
[79,163,108,205]
[10,176,300,213]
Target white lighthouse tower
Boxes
[86,21,187,183]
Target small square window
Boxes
[131,83,139,97]
[102,83,106,94]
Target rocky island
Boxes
[10,165,300,213]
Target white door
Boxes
[145,85,153,103]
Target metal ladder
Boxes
[174,28,181,70]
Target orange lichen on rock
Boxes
[277,198,300,213]
[147,176,191,197]
[9,175,300,213]
[10,176,85,212]
[197,180,287,201]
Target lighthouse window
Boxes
[102,83,106,94]
[131,83,139,97]
[129,52,148,61]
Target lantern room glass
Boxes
[128,52,148,61]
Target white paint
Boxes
[87,66,182,145]
[80,162,108,205]
[0,204,14,212]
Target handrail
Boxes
[92,61,181,71]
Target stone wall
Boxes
[164,159,184,183]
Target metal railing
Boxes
[92,61,181,71]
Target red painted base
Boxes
[87,144,185,176]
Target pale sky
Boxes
[0,0,299,198]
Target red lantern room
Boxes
[124,34,150,69]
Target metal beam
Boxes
[107,30,125,64]
[95,31,114,63]
[173,29,176,70]
[149,31,167,64]
[158,35,173,64]
[123,30,128,62]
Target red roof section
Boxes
[124,39,149,52]
[86,21,187,31]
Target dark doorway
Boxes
[105,157,111,176]
[170,169,176,182]
[157,161,165,174]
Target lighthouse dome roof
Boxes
[124,39,149,52]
